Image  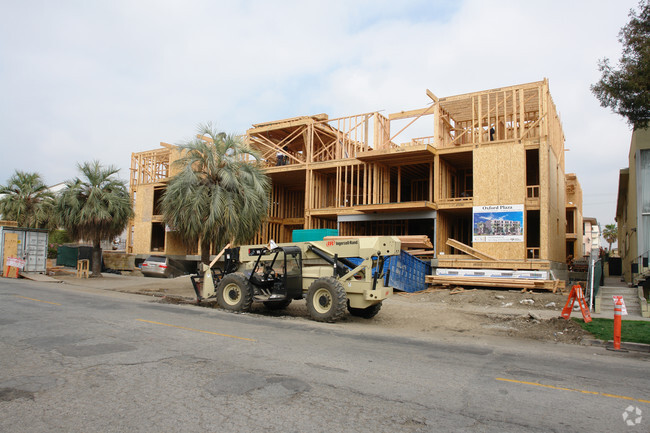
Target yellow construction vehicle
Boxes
[191,236,401,322]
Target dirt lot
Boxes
[51,272,591,345]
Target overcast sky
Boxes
[0,0,639,233]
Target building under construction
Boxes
[127,79,578,279]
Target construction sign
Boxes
[472,204,524,243]
[5,257,25,269]
[561,284,592,323]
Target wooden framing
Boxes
[127,79,576,275]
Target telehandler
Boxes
[191,236,401,322]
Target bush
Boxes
[47,229,71,259]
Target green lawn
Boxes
[573,318,650,345]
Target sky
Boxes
[0,0,640,238]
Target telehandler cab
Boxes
[191,236,401,322]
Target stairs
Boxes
[598,286,641,316]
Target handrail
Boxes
[630,249,650,283]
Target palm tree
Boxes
[161,123,270,264]
[603,223,618,252]
[0,170,55,228]
[55,161,133,277]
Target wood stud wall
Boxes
[128,79,571,266]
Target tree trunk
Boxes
[92,240,102,277]
[200,238,211,265]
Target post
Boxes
[589,257,595,311]
[613,298,622,350]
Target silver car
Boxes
[141,255,183,278]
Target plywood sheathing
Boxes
[472,141,526,260]
[126,79,571,272]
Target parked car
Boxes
[140,255,184,278]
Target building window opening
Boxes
[153,187,165,216]
[526,149,540,198]
[151,222,166,252]
[526,210,540,259]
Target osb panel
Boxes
[2,232,18,270]
[165,231,196,255]
[473,142,526,206]
[133,221,151,254]
[134,185,154,224]
[476,242,524,260]
[169,147,183,177]
[546,150,566,262]
[472,142,526,260]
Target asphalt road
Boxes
[1,278,649,433]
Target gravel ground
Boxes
[52,272,592,344]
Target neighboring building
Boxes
[583,217,600,257]
[127,144,193,257]
[48,182,67,195]
[616,128,650,283]
[128,79,578,275]
[565,173,584,259]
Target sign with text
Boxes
[5,257,25,269]
[473,204,524,243]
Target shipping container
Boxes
[0,227,49,274]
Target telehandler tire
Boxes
[348,301,382,319]
[306,277,347,322]
[216,272,253,312]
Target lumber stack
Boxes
[46,265,76,276]
[436,255,550,270]
[426,275,564,293]
[103,252,136,271]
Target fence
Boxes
[587,256,603,311]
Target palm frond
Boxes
[160,123,270,257]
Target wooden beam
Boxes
[389,107,435,121]
[426,89,439,103]
[384,103,436,147]
[445,239,497,261]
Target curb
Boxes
[583,338,650,353]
